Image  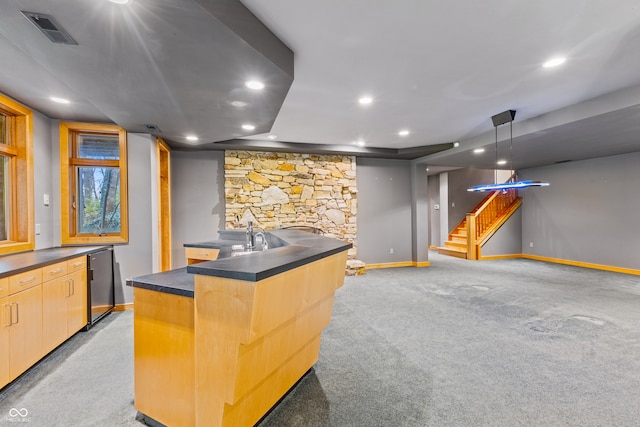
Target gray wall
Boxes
[170,150,225,268]
[356,158,413,264]
[427,174,440,247]
[111,134,154,304]
[410,162,429,263]
[446,168,494,231]
[481,208,522,257]
[520,151,640,270]
[33,111,54,249]
[439,172,449,245]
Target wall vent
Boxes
[21,11,78,45]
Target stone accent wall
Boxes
[224,150,358,260]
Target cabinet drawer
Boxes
[0,277,7,298]
[9,268,43,295]
[67,256,87,273]
[43,261,68,282]
[185,247,220,262]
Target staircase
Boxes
[438,187,522,260]
[438,219,469,258]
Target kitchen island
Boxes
[127,229,351,427]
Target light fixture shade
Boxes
[467,180,550,192]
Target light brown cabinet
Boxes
[66,266,87,334]
[1,254,88,389]
[0,287,9,386]
[42,257,87,354]
[7,282,43,380]
[185,247,220,265]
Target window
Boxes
[0,93,34,255]
[60,122,128,245]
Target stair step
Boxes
[437,246,468,259]
[445,240,466,249]
[451,233,466,240]
[448,230,466,239]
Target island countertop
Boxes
[130,229,351,427]
[127,229,352,296]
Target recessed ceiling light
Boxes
[398,130,410,137]
[245,80,265,90]
[230,100,248,108]
[542,56,566,68]
[497,159,507,165]
[453,142,460,148]
[242,124,256,131]
[109,0,131,4]
[358,96,373,105]
[186,135,198,141]
[355,140,366,147]
[473,148,485,154]
[267,134,277,140]
[50,96,70,104]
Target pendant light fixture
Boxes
[468,110,550,192]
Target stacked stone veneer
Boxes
[224,151,360,266]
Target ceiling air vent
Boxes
[21,11,78,45]
[145,124,161,133]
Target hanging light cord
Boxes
[495,126,498,184]
[509,120,514,182]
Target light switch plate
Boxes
[43,193,50,206]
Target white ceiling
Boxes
[240,0,640,167]
[2,0,640,169]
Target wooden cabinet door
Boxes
[0,296,10,387]
[42,276,69,354]
[0,277,8,299]
[67,268,87,334]
[8,285,43,380]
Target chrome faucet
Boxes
[245,221,268,251]
[254,231,268,250]
[246,221,255,250]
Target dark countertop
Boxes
[0,246,111,278]
[126,267,195,298]
[127,229,352,297]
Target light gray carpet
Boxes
[2,252,639,426]
[0,310,137,426]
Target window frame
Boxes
[60,122,128,245]
[0,93,34,256]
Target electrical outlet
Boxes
[529,242,534,248]
[389,248,394,254]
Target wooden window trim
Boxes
[0,93,34,255]
[156,138,171,271]
[60,122,128,245]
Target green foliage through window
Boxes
[77,167,120,234]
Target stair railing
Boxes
[466,173,520,259]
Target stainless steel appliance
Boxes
[86,247,114,328]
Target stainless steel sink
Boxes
[230,250,254,257]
